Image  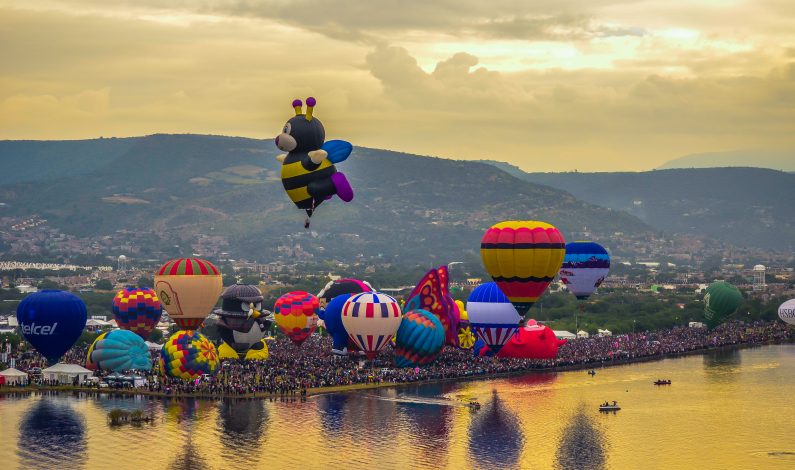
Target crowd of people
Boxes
[2,320,793,396]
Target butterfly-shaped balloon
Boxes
[404,265,460,346]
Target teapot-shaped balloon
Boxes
[275,97,354,228]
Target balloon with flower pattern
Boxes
[159,330,219,380]
[112,286,162,340]
[274,291,319,346]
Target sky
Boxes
[0,0,793,171]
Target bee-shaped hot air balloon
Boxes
[274,97,354,228]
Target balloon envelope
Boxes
[778,299,795,326]
[394,309,445,367]
[154,258,223,329]
[480,221,565,317]
[455,300,476,350]
[112,286,162,340]
[322,294,353,354]
[215,284,270,356]
[160,330,219,380]
[317,278,373,307]
[86,329,152,371]
[404,266,460,346]
[559,242,610,300]
[341,292,402,359]
[466,283,521,354]
[494,321,566,359]
[703,281,743,328]
[17,290,87,364]
[274,291,319,346]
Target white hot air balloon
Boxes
[341,292,402,359]
[778,299,795,326]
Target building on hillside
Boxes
[753,264,767,291]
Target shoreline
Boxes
[1,341,789,400]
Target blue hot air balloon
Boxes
[394,309,445,368]
[559,241,611,300]
[466,283,521,355]
[17,290,87,364]
[320,294,352,355]
[86,329,152,372]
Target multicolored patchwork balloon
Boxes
[394,309,445,368]
[274,291,319,346]
[86,329,152,371]
[159,330,219,380]
[559,241,610,300]
[466,282,521,354]
[342,292,402,359]
[112,286,162,340]
[480,221,565,317]
[154,258,223,330]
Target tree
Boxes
[148,329,164,343]
[137,277,154,288]
[94,279,114,290]
[38,279,65,290]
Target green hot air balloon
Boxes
[703,282,744,328]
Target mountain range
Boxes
[0,135,650,266]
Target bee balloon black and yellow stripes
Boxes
[274,97,354,228]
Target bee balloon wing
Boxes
[321,139,353,164]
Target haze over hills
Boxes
[496,166,795,250]
[657,150,795,171]
[0,135,651,266]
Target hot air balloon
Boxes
[479,320,566,359]
[159,330,219,380]
[455,300,476,350]
[703,281,744,328]
[778,299,795,326]
[394,309,446,368]
[320,294,354,355]
[112,286,162,340]
[559,242,610,300]
[275,97,354,228]
[480,221,565,318]
[154,258,223,330]
[404,265,460,346]
[317,278,373,308]
[466,283,521,354]
[274,291,319,346]
[341,292,402,359]
[85,329,152,371]
[16,290,87,364]
[214,284,272,358]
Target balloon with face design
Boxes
[274,97,354,227]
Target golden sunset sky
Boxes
[0,0,793,171]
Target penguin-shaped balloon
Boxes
[213,284,273,359]
[274,97,354,228]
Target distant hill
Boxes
[502,167,795,250]
[658,150,795,171]
[0,135,651,265]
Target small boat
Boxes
[587,369,596,376]
[599,404,621,412]
[654,380,672,385]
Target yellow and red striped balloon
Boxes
[274,291,319,346]
[480,221,565,317]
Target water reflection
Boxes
[218,399,267,463]
[555,406,606,470]
[18,398,86,469]
[316,393,349,435]
[704,349,742,382]
[398,384,453,440]
[167,436,209,470]
[468,391,524,469]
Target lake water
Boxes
[2,345,795,469]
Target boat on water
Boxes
[654,380,672,385]
[599,401,620,412]
[587,369,596,376]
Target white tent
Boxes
[145,341,162,351]
[42,363,92,385]
[553,330,577,340]
[85,318,110,328]
[577,330,590,339]
[598,329,612,337]
[0,367,28,385]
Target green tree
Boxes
[148,329,164,343]
[137,277,154,288]
[95,279,114,290]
